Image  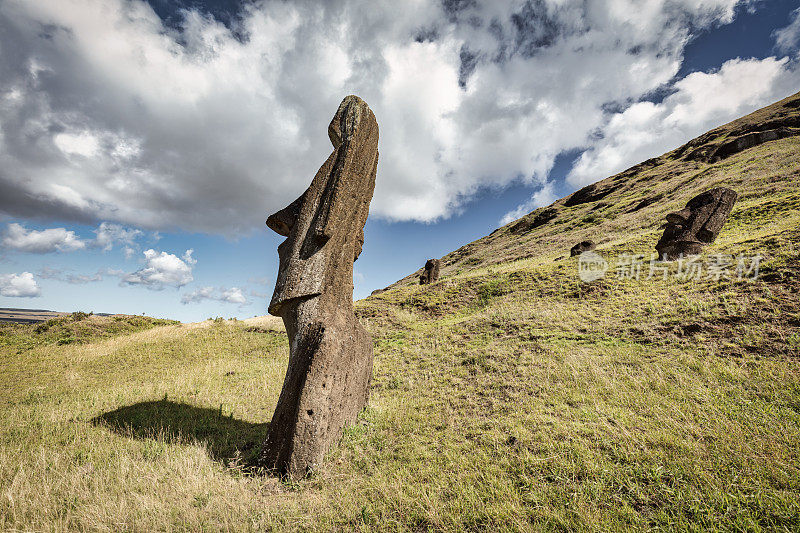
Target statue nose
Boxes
[266,210,294,236]
[267,196,303,236]
[666,208,691,225]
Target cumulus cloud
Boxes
[0,271,41,297]
[0,0,776,234]
[122,249,196,289]
[566,57,800,186]
[2,223,85,253]
[181,286,248,305]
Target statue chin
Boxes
[656,240,705,260]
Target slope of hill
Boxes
[1,93,799,531]
[390,90,800,287]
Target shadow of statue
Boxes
[92,399,268,468]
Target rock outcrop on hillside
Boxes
[509,207,559,234]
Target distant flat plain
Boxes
[0,308,68,324]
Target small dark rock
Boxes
[681,324,703,336]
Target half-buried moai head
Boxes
[419,259,441,285]
[655,187,737,260]
[570,240,596,257]
[260,95,378,478]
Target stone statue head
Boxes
[419,258,440,285]
[655,187,738,260]
[266,96,379,316]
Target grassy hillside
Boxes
[1,93,799,531]
[391,90,800,286]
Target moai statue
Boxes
[655,187,738,260]
[419,259,441,285]
[259,96,378,478]
[570,240,596,257]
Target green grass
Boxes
[2,95,800,530]
[0,313,178,352]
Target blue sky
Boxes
[1,0,799,322]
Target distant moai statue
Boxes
[570,240,596,257]
[259,96,378,478]
[656,187,738,260]
[419,259,441,285]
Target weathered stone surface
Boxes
[710,127,799,161]
[564,182,620,207]
[509,207,559,234]
[570,240,596,257]
[259,95,378,478]
[627,194,663,213]
[680,107,800,163]
[419,259,441,285]
[655,187,737,260]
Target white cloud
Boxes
[38,266,104,284]
[66,272,103,284]
[2,221,143,254]
[37,266,64,280]
[181,286,248,305]
[774,8,800,54]
[93,222,142,251]
[122,249,195,289]
[500,182,558,225]
[567,57,800,186]
[220,287,247,305]
[0,0,773,233]
[53,131,100,157]
[2,223,86,253]
[0,271,41,297]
